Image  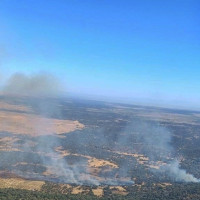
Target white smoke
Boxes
[124,120,200,183]
[163,160,200,183]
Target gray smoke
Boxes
[0,72,99,185]
[2,73,62,97]
[1,72,199,185]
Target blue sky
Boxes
[0,0,199,108]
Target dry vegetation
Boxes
[1,98,200,200]
[0,178,45,191]
[0,101,84,136]
[135,112,198,125]
[55,146,118,169]
[0,102,32,112]
[109,186,129,196]
[112,105,200,125]
[92,187,104,197]
[108,150,167,170]
[0,136,20,152]
[71,186,88,195]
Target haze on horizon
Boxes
[0,0,199,110]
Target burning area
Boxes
[0,72,199,189]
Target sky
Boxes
[0,0,199,109]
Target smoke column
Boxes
[122,120,200,183]
[164,160,200,183]
[1,72,99,185]
[0,72,199,185]
[3,73,62,97]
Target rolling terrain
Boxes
[0,95,200,199]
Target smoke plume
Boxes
[163,160,200,183]
[0,72,199,185]
[0,72,99,185]
[2,73,62,97]
[121,120,200,183]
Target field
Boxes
[0,95,200,199]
